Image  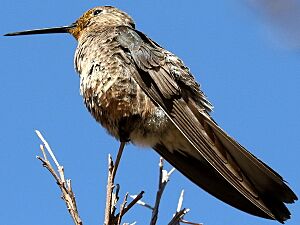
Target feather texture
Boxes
[114,25,297,222]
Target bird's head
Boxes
[4,6,135,40]
[69,6,135,39]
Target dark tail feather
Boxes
[202,117,297,221]
[154,140,297,223]
[154,144,275,220]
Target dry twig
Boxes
[132,157,201,225]
[129,196,154,211]
[168,208,189,225]
[35,130,83,225]
[35,130,200,225]
[169,190,202,225]
[116,191,144,219]
[104,142,145,225]
[150,157,175,225]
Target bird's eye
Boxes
[93,9,102,16]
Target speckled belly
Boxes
[81,73,172,147]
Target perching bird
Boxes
[4,6,297,223]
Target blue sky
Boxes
[1,1,299,225]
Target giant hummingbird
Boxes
[4,6,297,223]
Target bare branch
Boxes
[35,130,82,225]
[116,191,145,218]
[111,184,121,216]
[150,157,175,225]
[117,193,128,225]
[112,141,126,180]
[104,154,115,225]
[35,130,60,168]
[168,208,189,225]
[35,131,200,225]
[170,190,202,225]
[130,195,154,210]
[176,190,185,213]
[104,142,144,225]
[105,141,126,224]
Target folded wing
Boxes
[115,26,297,223]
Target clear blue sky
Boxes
[1,1,299,225]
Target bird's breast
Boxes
[75,35,170,146]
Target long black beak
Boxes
[4,24,76,36]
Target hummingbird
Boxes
[5,6,297,223]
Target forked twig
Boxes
[150,157,175,225]
[116,191,145,219]
[117,193,129,225]
[133,157,202,225]
[104,142,145,225]
[168,208,189,225]
[129,196,154,210]
[35,130,82,225]
[169,190,202,225]
[35,130,200,225]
